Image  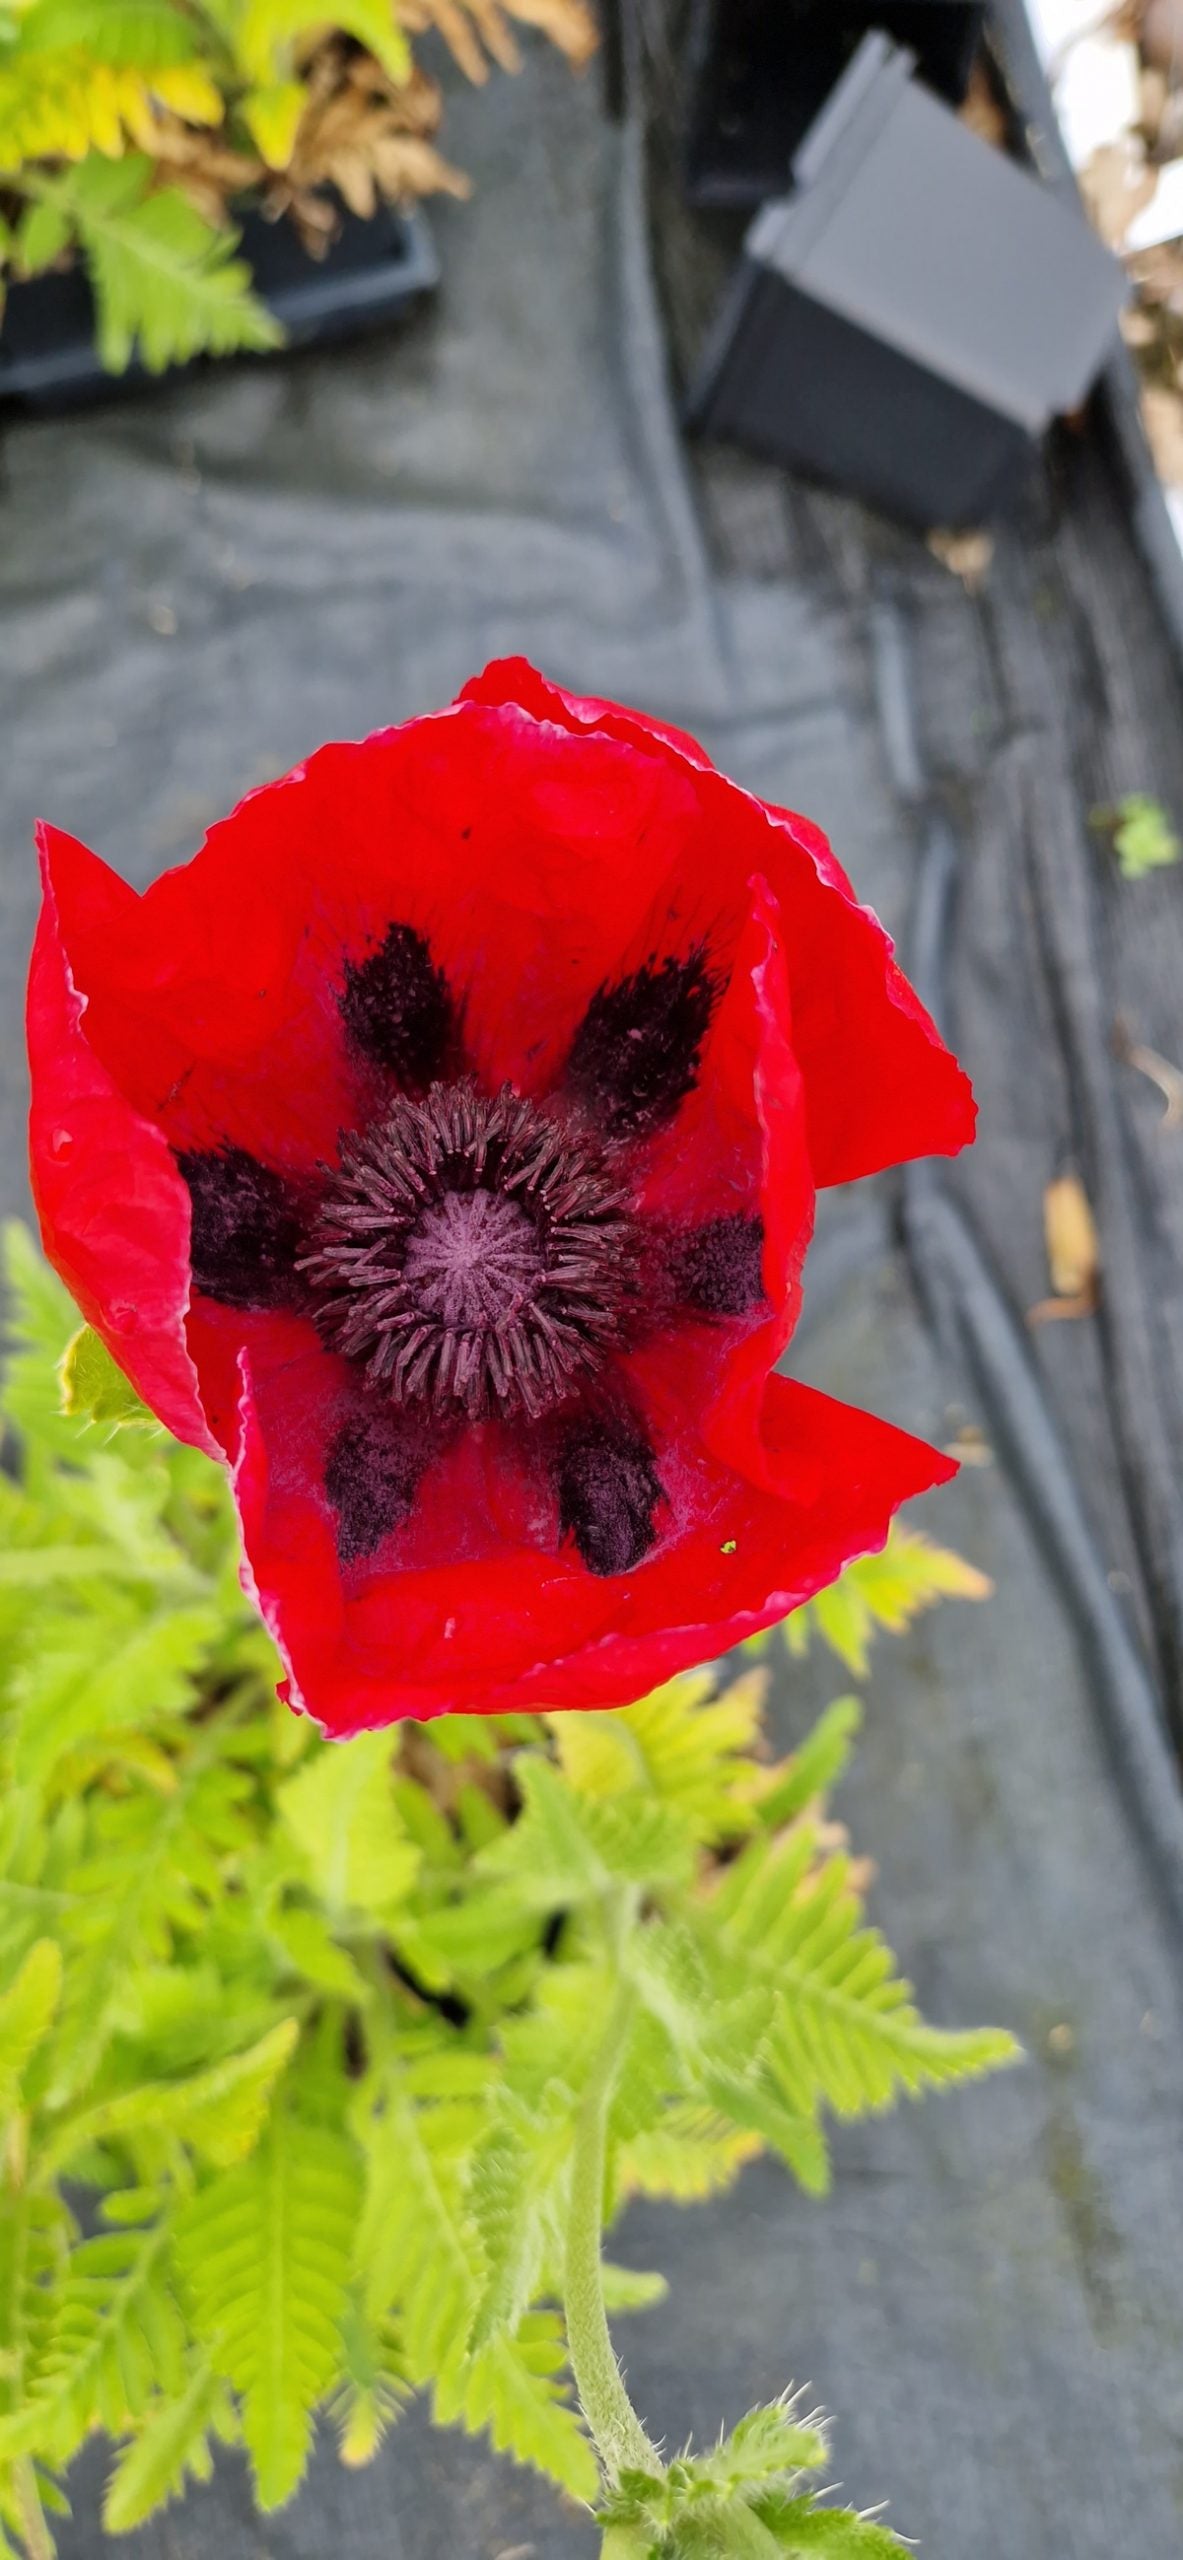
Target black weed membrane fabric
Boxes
[2,22,1183,2558]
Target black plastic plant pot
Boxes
[0,198,440,409]
[686,34,1128,532]
[684,0,985,208]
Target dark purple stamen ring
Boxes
[303,1079,641,1424]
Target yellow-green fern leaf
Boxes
[785,1522,992,1678]
[175,2115,361,2510]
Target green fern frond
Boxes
[1,1222,96,1458]
[0,2190,73,2454]
[0,52,138,164]
[354,2082,476,2376]
[278,1732,419,1921]
[753,1699,861,1832]
[47,1745,255,2102]
[21,2218,182,2468]
[101,2356,236,2533]
[599,2262,668,2313]
[708,1832,1018,2121]
[40,2019,299,2180]
[392,1883,541,1996]
[785,1524,992,1678]
[11,1605,222,1794]
[325,2295,410,2469]
[478,1757,694,1910]
[693,2067,829,2197]
[617,2104,762,2205]
[227,0,410,87]
[600,2397,828,2548]
[548,1667,766,1842]
[436,2313,598,2505]
[26,155,280,373]
[58,1326,155,1430]
[495,1962,615,2119]
[17,1,203,67]
[467,2088,574,2350]
[0,1942,61,2121]
[176,2114,361,2509]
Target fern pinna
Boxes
[0,1,599,378]
[0,1226,1016,2555]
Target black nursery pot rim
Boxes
[0,191,441,408]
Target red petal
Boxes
[462,659,975,1184]
[637,873,814,1451]
[36,667,971,1198]
[26,828,217,1455]
[232,1349,954,1728]
[33,710,718,1149]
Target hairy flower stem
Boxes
[564,1892,662,2531]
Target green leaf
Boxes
[278,1733,419,1919]
[754,1700,861,1831]
[436,2313,598,2505]
[599,2262,668,2313]
[478,1756,694,1910]
[176,2115,361,2510]
[40,2019,299,2177]
[102,2357,234,2533]
[748,2498,909,2555]
[42,156,281,375]
[467,2088,573,2350]
[47,1742,254,2100]
[268,1904,371,2004]
[617,2104,762,2205]
[709,1833,1020,2122]
[232,0,409,87]
[697,2069,829,2197]
[354,2081,476,2375]
[325,2294,409,2469]
[670,2400,829,2499]
[393,1885,540,1990]
[239,76,304,168]
[12,1604,221,1792]
[549,1668,766,1842]
[22,2219,181,2468]
[785,1525,992,1678]
[58,1326,154,1429]
[0,2190,71,2449]
[1108,792,1181,880]
[601,2401,829,2546]
[17,198,71,274]
[19,0,204,63]
[1,1220,83,1445]
[0,1940,61,2119]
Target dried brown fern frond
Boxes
[499,0,598,68]
[399,0,598,82]
[268,50,469,241]
[140,112,264,227]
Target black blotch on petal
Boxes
[566,948,720,1140]
[671,1213,765,1317]
[341,922,459,1088]
[178,1145,304,1310]
[557,1415,662,1576]
[325,1412,426,1566]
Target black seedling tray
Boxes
[0,199,439,409]
[685,0,984,208]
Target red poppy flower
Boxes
[27,659,974,1729]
